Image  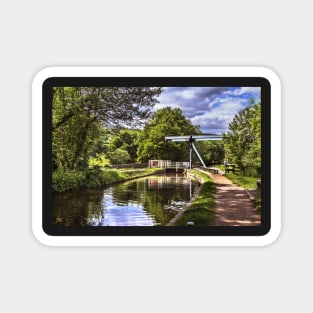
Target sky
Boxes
[154,87,261,134]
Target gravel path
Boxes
[199,170,261,226]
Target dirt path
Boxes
[199,169,261,226]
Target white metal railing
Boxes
[149,160,189,169]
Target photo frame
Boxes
[32,67,281,246]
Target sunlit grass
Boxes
[224,173,259,189]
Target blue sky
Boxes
[155,87,261,134]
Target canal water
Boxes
[52,173,198,226]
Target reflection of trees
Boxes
[52,189,103,226]
[110,180,142,204]
[141,191,176,225]
[52,174,198,227]
[106,175,195,225]
[143,190,174,225]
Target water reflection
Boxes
[52,173,197,226]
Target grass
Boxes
[212,164,260,189]
[224,172,259,189]
[109,168,160,182]
[175,169,215,226]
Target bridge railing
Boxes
[162,161,189,169]
[149,160,190,169]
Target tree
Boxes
[137,107,201,162]
[201,141,225,165]
[107,129,140,163]
[223,102,261,175]
[52,87,161,170]
[108,148,131,165]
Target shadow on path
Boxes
[199,170,261,226]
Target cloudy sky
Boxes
[155,87,261,134]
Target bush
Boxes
[52,168,160,193]
[52,169,86,193]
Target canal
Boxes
[52,173,199,226]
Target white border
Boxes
[32,67,281,247]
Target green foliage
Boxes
[223,102,261,176]
[137,107,201,162]
[52,169,87,193]
[108,148,131,165]
[107,129,140,163]
[52,87,161,171]
[88,153,111,168]
[175,170,215,226]
[195,141,225,165]
[52,168,160,193]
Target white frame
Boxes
[32,67,281,247]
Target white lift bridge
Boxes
[164,134,222,169]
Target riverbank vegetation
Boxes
[223,173,259,189]
[174,170,215,226]
[213,165,260,189]
[52,168,160,193]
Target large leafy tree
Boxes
[107,129,140,163]
[223,102,261,175]
[52,87,161,170]
[137,107,201,162]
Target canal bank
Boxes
[168,169,216,226]
[52,167,163,193]
[167,171,204,225]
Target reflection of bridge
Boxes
[147,175,191,189]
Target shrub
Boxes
[52,169,86,193]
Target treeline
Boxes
[89,107,226,167]
[52,87,161,171]
[52,86,261,191]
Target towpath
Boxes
[198,169,261,226]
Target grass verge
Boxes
[174,169,215,226]
[224,173,259,189]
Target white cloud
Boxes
[190,99,246,133]
[154,86,259,133]
[224,87,261,96]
